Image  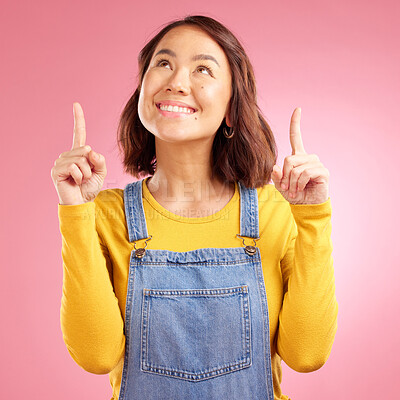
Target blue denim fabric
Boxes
[119,179,274,400]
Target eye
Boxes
[156,59,171,69]
[196,65,213,76]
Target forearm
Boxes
[277,198,338,372]
[59,202,125,374]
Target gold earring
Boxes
[223,126,234,138]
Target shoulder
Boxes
[256,183,282,200]
[255,183,294,231]
[254,183,295,251]
[256,183,291,215]
[93,188,125,225]
[94,188,124,209]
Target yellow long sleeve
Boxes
[59,202,125,374]
[277,200,338,372]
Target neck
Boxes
[146,137,232,205]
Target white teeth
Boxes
[159,104,194,114]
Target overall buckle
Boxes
[236,234,260,256]
[133,235,153,258]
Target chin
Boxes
[156,129,210,144]
[155,132,193,143]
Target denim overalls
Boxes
[118,179,274,400]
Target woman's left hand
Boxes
[271,108,330,205]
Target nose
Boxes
[165,68,190,95]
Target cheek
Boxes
[138,92,145,122]
[200,83,230,113]
[138,84,153,127]
[141,72,162,103]
[138,76,158,118]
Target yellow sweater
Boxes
[58,178,338,400]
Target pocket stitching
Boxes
[140,285,251,382]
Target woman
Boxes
[51,15,338,400]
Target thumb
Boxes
[89,150,107,176]
[271,164,282,180]
[271,164,283,188]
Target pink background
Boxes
[1,0,399,398]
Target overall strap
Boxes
[124,179,148,242]
[124,179,260,242]
[238,181,260,239]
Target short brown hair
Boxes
[117,15,277,188]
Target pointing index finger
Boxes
[290,107,306,155]
[72,102,86,150]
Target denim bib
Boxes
[119,179,274,399]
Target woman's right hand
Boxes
[51,102,107,205]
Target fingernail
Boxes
[281,183,286,190]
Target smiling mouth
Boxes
[156,103,196,114]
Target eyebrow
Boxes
[154,49,220,67]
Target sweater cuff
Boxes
[58,201,96,221]
[289,197,332,220]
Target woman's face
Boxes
[138,25,232,144]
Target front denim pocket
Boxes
[140,285,251,382]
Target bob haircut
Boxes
[117,15,277,188]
